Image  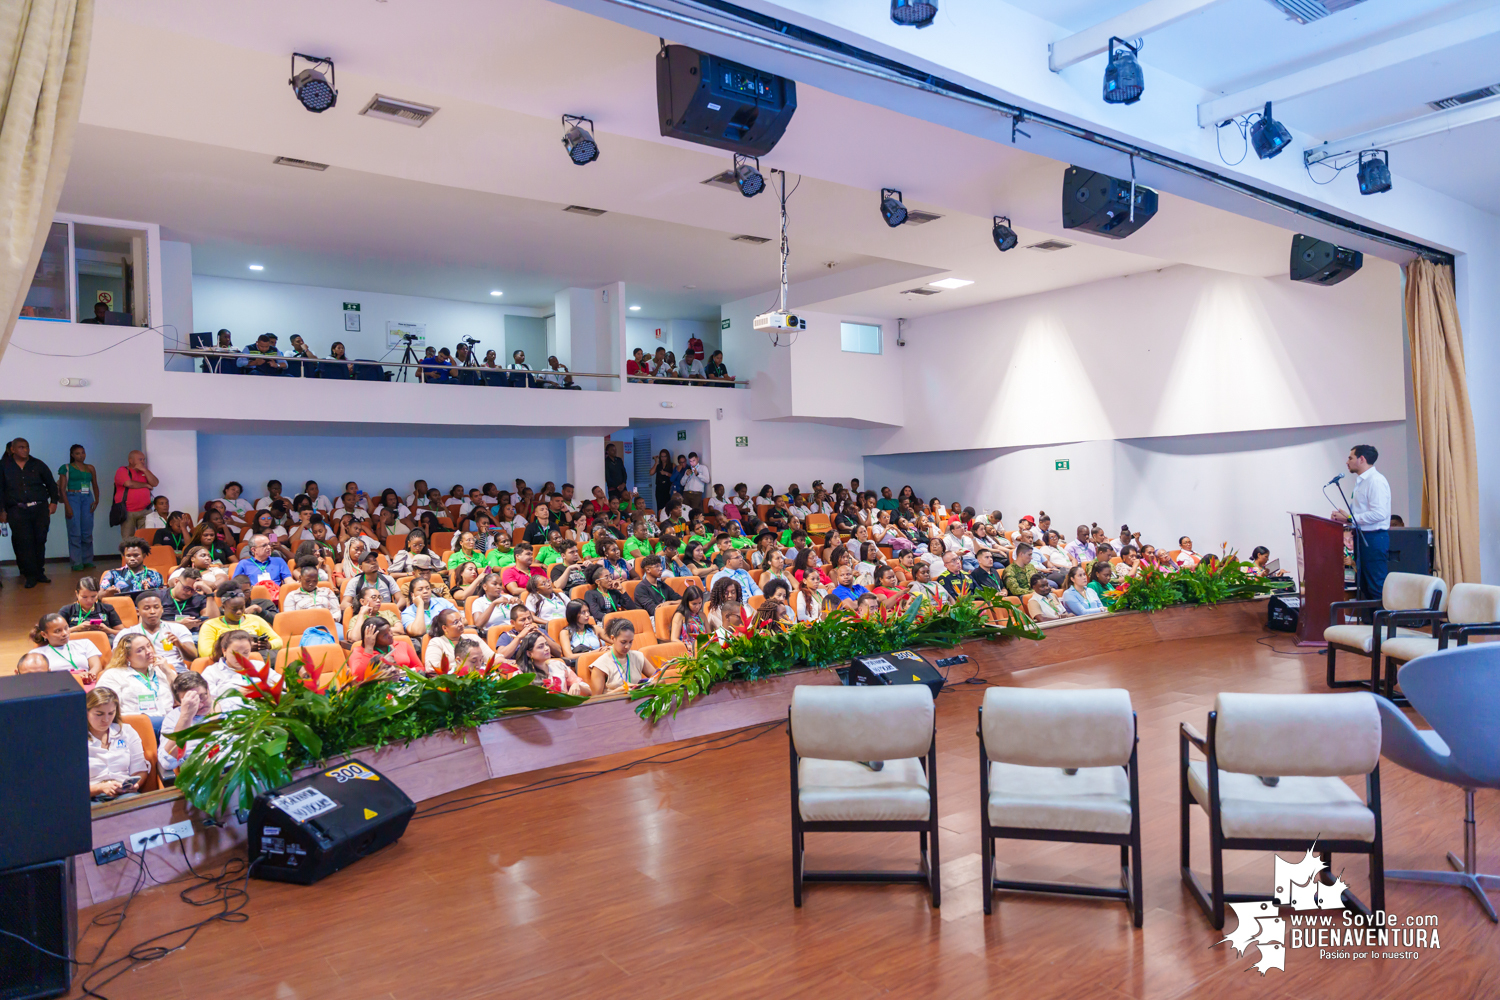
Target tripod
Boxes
[395,335,420,383]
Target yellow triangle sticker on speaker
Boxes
[912,674,921,682]
[363,808,378,820]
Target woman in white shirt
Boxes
[854,542,881,589]
[157,672,212,782]
[97,633,177,733]
[587,617,658,695]
[29,612,102,674]
[424,609,493,672]
[87,687,149,799]
[513,629,591,697]
[220,482,254,523]
[201,629,281,709]
[524,575,569,622]
[1026,573,1071,622]
[759,548,795,591]
[1035,530,1075,576]
[870,510,893,544]
[389,530,444,576]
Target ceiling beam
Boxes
[1197,6,1500,126]
[1049,0,1225,72]
[1304,92,1500,164]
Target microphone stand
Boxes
[1331,474,1363,602]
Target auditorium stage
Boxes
[64,629,1496,1000]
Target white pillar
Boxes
[564,435,607,498]
[554,285,624,391]
[142,427,199,516]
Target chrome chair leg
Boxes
[1387,790,1498,922]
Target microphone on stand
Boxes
[1324,473,1344,487]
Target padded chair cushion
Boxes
[1383,572,1446,612]
[981,687,1133,768]
[1323,624,1427,653]
[798,757,930,822]
[1379,636,1440,663]
[1448,583,1500,626]
[987,761,1132,835]
[1187,762,1375,842]
[1214,692,1380,776]
[791,684,934,762]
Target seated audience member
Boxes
[349,586,401,640]
[347,616,423,680]
[159,570,209,630]
[16,652,51,674]
[937,550,972,600]
[1087,560,1116,606]
[238,333,289,375]
[1175,536,1201,569]
[424,609,491,671]
[584,565,638,621]
[100,540,164,598]
[86,687,148,800]
[1113,545,1141,581]
[30,612,104,674]
[626,347,648,380]
[284,564,343,632]
[341,551,401,610]
[549,542,590,591]
[670,586,709,645]
[710,549,762,599]
[1061,565,1107,617]
[679,352,706,381]
[524,574,569,622]
[186,523,234,565]
[233,533,294,588]
[511,629,591,696]
[501,543,546,598]
[152,510,194,555]
[828,564,869,609]
[590,617,658,694]
[712,601,745,638]
[907,560,947,611]
[754,579,798,629]
[449,561,486,602]
[969,548,1001,592]
[1027,573,1070,622]
[219,481,253,521]
[448,532,485,574]
[631,556,676,620]
[1245,545,1287,578]
[449,637,489,673]
[96,633,176,735]
[402,576,457,638]
[141,495,172,531]
[113,592,194,672]
[60,577,123,636]
[867,565,906,612]
[390,529,444,576]
[1064,524,1096,567]
[560,600,606,659]
[197,589,282,660]
[156,671,213,782]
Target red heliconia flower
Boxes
[434,652,453,676]
[207,744,221,760]
[266,675,286,701]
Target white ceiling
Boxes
[68,0,1318,319]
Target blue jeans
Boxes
[66,491,94,566]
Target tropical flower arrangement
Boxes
[1105,551,1284,612]
[172,652,584,818]
[629,588,1044,723]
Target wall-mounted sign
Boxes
[676,430,687,441]
[344,302,361,332]
[655,327,664,340]
[735,436,748,447]
[1055,459,1070,471]
[386,321,426,348]
[720,318,731,330]
[343,302,360,311]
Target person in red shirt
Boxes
[626,347,647,380]
[112,450,158,541]
[500,543,547,599]
[344,616,422,682]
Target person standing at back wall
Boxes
[1333,443,1391,601]
[0,437,61,588]
[113,449,158,541]
[680,452,710,514]
[59,444,101,570]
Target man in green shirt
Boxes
[622,522,659,560]
[533,529,566,566]
[484,534,515,569]
[875,486,900,512]
[1002,543,1038,597]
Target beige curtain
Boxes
[1404,258,1481,584]
[0,0,93,359]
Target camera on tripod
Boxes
[399,332,419,343]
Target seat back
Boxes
[665,576,693,596]
[1446,583,1500,625]
[104,596,138,628]
[790,684,933,761]
[981,687,1134,768]
[569,584,590,600]
[547,617,568,646]
[601,609,653,643]
[297,644,349,684]
[273,608,339,644]
[1398,645,1500,786]
[1382,572,1447,612]
[1213,692,1380,777]
[119,714,160,792]
[143,549,178,574]
[73,631,111,659]
[621,580,640,600]
[654,601,679,642]
[486,622,515,649]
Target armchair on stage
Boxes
[788,685,940,908]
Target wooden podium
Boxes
[1292,513,1346,645]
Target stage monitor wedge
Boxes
[657,44,797,156]
[1290,234,1363,286]
[1061,166,1158,239]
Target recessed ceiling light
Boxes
[629,305,642,311]
[248,264,264,271]
[928,277,973,289]
[489,290,503,296]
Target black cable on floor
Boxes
[1255,635,1323,656]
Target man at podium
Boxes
[1332,444,1391,601]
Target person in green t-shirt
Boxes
[447,531,485,573]
[622,521,659,560]
[725,521,754,548]
[485,534,516,569]
[533,528,566,566]
[875,486,900,512]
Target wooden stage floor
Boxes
[56,627,1497,1000]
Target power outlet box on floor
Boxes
[163,820,193,843]
[93,841,127,866]
[129,827,163,853]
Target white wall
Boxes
[160,240,194,372]
[0,407,142,563]
[625,317,720,362]
[192,275,545,364]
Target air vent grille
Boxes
[273,155,329,171]
[359,94,439,127]
[903,210,943,226]
[901,287,941,296]
[563,205,607,217]
[730,234,771,244]
[1262,0,1370,24]
[1026,240,1073,252]
[1429,84,1500,111]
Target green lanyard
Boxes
[172,595,189,617]
[134,669,161,705]
[609,648,632,686]
[57,643,80,671]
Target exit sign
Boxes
[1055,459,1070,471]
[735,436,748,447]
[721,318,731,330]
[677,430,687,441]
[342,302,360,311]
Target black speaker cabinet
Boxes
[1386,527,1434,577]
[846,649,944,699]
[0,674,90,871]
[1290,234,1363,285]
[656,44,797,156]
[0,859,76,1000]
[249,760,415,885]
[1062,166,1158,239]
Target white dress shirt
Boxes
[1350,466,1392,532]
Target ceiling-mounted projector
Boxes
[754,309,804,331]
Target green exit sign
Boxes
[342,302,360,311]
[677,430,687,441]
[735,436,748,447]
[1055,459,1070,471]
[720,318,731,330]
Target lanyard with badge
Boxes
[609,648,633,687]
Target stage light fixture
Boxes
[992,215,1018,252]
[561,115,599,166]
[1357,149,1391,195]
[880,188,908,227]
[1103,37,1143,105]
[734,154,765,197]
[890,0,937,28]
[1249,101,1292,160]
[289,53,337,113]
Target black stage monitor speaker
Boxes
[248,759,414,885]
[0,673,90,872]
[1386,527,1433,577]
[1062,165,1158,239]
[657,44,797,156]
[1267,594,1300,633]
[1290,234,1363,285]
[847,650,944,699]
[0,859,76,1000]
